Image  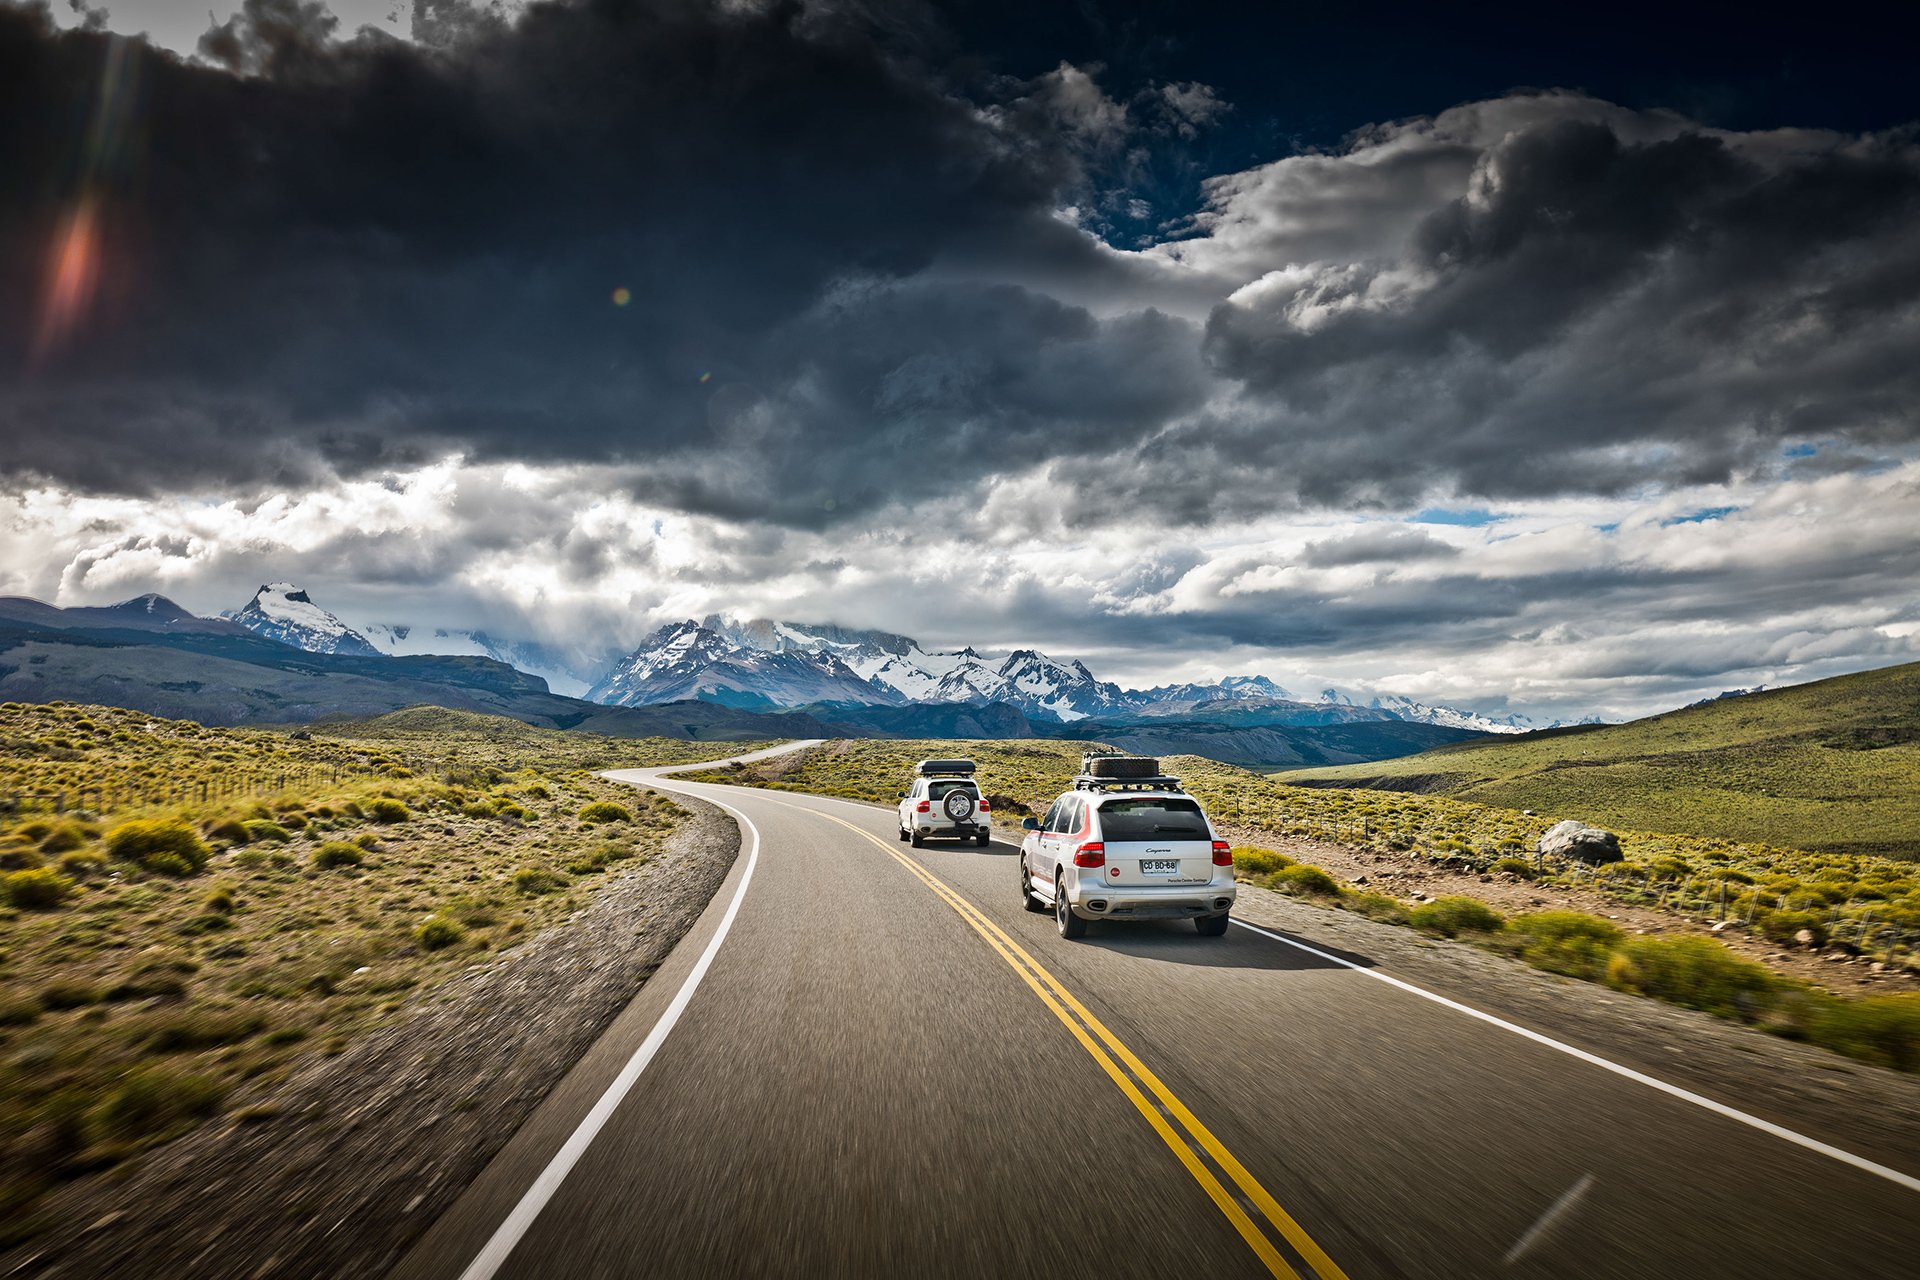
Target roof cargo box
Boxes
[915,758,977,777]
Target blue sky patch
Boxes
[1411,507,1502,527]
[1662,506,1739,526]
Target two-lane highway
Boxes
[391,753,1920,1279]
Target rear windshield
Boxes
[928,780,979,801]
[1095,797,1208,841]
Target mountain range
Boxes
[582,614,1542,733]
[0,586,1524,767]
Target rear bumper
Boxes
[1064,879,1234,920]
[912,819,988,837]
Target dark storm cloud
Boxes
[1192,106,1920,513]
[0,0,1145,500]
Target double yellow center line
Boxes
[777,802,1349,1280]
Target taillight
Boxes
[916,801,930,813]
[1073,842,1106,868]
[1212,841,1233,867]
[978,799,990,811]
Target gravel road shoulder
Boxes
[2,791,740,1280]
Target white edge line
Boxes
[650,780,1920,1197]
[455,784,763,1280]
[1228,916,1920,1195]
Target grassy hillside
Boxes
[0,700,753,1241]
[1282,662,1920,859]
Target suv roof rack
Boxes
[915,757,976,777]
[1071,774,1185,793]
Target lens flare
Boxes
[30,35,144,367]
[31,199,102,364]
[611,286,631,306]
[698,371,712,383]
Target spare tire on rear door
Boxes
[1083,755,1160,779]
[943,790,976,821]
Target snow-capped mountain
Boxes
[588,621,901,709]
[223,584,382,657]
[585,616,1532,731]
[1364,694,1534,735]
[993,649,1130,722]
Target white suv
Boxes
[1018,755,1235,938]
[898,759,992,847]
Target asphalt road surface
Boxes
[389,747,1920,1280]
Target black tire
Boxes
[976,830,991,848]
[909,827,924,847]
[1196,912,1230,937]
[897,826,909,842]
[1056,878,1088,939]
[1020,860,1047,913]
[943,790,976,822]
[1083,755,1160,779]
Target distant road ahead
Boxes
[391,750,1920,1279]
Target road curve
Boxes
[389,749,1920,1280]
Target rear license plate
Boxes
[1140,858,1180,876]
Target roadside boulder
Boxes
[1538,820,1623,865]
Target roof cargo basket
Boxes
[915,758,976,777]
[1073,753,1183,792]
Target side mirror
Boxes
[1021,817,1040,831]
[897,791,907,799]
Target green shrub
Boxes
[1759,909,1828,948]
[1341,892,1410,925]
[1606,936,1778,1019]
[513,867,570,896]
[4,867,77,910]
[94,1068,225,1141]
[57,849,108,879]
[140,1009,265,1052]
[207,819,250,845]
[1511,911,1624,980]
[311,842,365,870]
[1270,863,1341,896]
[0,997,39,1026]
[0,842,44,871]
[1803,993,1920,1072]
[1491,857,1537,879]
[240,819,292,844]
[143,852,195,878]
[105,971,189,1002]
[416,917,464,950]
[39,980,101,1010]
[204,887,237,914]
[38,822,90,854]
[366,798,412,824]
[105,819,211,873]
[578,801,633,824]
[1231,846,1294,875]
[1409,895,1506,937]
